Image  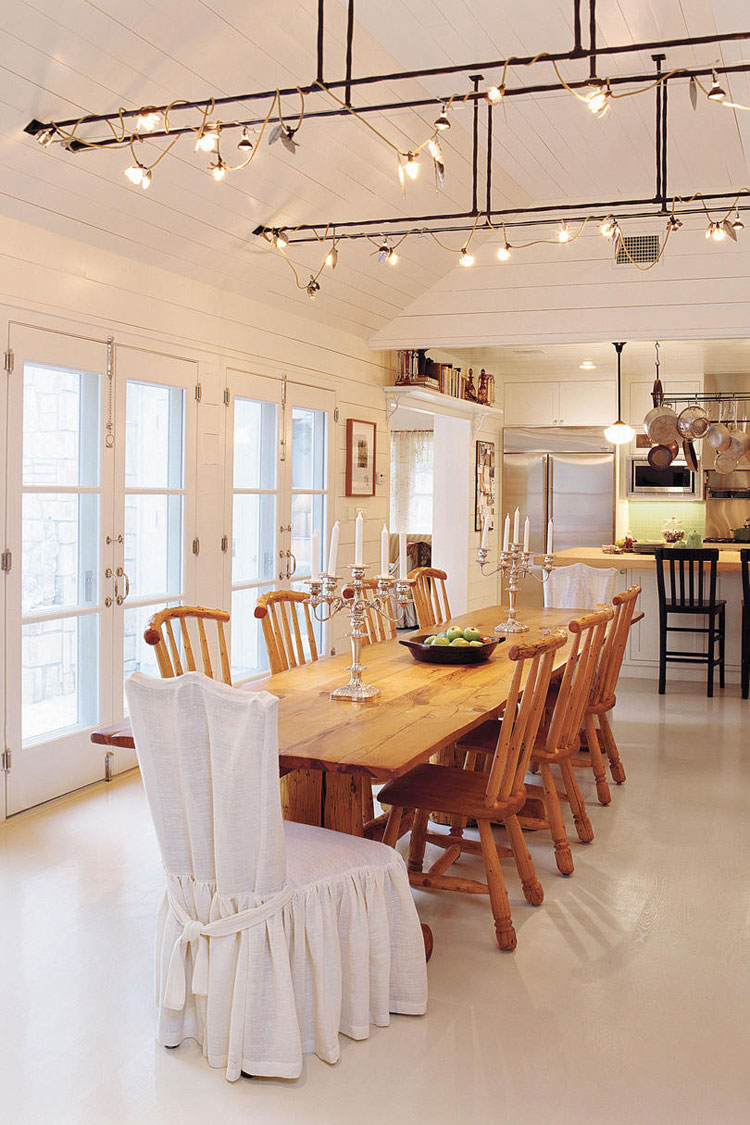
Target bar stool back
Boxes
[654,548,725,697]
[741,549,750,699]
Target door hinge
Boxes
[1,749,10,773]
[223,388,230,406]
[220,534,229,553]
[194,383,202,402]
[334,406,340,422]
[192,537,200,556]
[3,348,13,374]
[0,549,11,573]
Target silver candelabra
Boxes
[477,542,555,634]
[306,564,413,701]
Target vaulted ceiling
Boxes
[1,1,749,344]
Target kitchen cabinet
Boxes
[504,379,615,426]
[627,378,703,429]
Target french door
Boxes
[224,370,334,680]
[4,326,197,815]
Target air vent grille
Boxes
[616,233,661,265]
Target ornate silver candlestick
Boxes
[306,564,412,701]
[477,542,555,634]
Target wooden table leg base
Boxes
[421,922,434,963]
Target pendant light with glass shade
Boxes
[604,341,635,445]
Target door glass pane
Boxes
[23,365,100,487]
[125,382,184,488]
[124,494,183,598]
[291,492,325,578]
[22,493,99,614]
[292,407,327,489]
[22,614,99,743]
[234,399,277,489]
[231,585,273,680]
[232,494,276,583]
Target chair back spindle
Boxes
[144,606,232,684]
[655,547,719,611]
[359,579,397,644]
[408,567,452,630]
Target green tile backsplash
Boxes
[625,501,705,542]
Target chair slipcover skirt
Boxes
[127,672,427,1082]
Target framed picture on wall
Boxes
[475,439,496,532]
[346,418,377,496]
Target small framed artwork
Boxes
[475,439,496,532]
[346,418,377,496]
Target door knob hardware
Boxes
[114,569,131,606]
[105,534,124,545]
[105,568,113,579]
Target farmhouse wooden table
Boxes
[92,605,577,835]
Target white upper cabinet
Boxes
[504,379,615,427]
[627,378,703,429]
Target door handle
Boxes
[114,567,130,605]
[286,549,297,579]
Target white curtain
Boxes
[390,429,433,534]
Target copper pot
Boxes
[648,441,679,470]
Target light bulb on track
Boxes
[586,83,611,118]
[125,162,146,185]
[404,152,420,180]
[459,247,475,267]
[496,243,511,261]
[434,104,451,131]
[557,222,571,243]
[707,71,726,101]
[195,126,219,153]
[486,85,504,103]
[210,158,227,182]
[387,248,399,266]
[136,108,160,132]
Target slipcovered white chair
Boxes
[543,562,618,609]
[125,671,427,1082]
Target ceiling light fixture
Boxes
[210,157,227,181]
[237,128,253,152]
[732,210,745,232]
[459,247,475,267]
[325,245,338,268]
[496,243,511,261]
[140,167,152,190]
[667,213,683,231]
[486,85,505,103]
[604,341,635,445]
[124,162,147,185]
[404,152,420,180]
[387,248,399,266]
[136,107,161,132]
[195,125,219,153]
[579,361,597,370]
[586,81,612,118]
[706,220,726,241]
[306,276,320,299]
[36,127,55,147]
[272,229,288,250]
[557,221,571,243]
[434,104,451,131]
[707,71,726,101]
[599,216,615,237]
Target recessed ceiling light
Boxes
[579,361,597,370]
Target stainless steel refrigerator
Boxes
[503,428,615,556]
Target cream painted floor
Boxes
[2,677,749,1125]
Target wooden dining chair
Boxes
[456,606,613,876]
[359,578,397,644]
[408,567,451,630]
[378,630,567,951]
[254,590,319,673]
[144,606,232,684]
[573,585,641,804]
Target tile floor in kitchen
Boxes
[1,678,748,1125]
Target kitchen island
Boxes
[546,546,746,684]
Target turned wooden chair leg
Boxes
[382,806,404,848]
[408,809,431,873]
[559,759,594,844]
[584,712,611,805]
[539,762,574,875]
[362,783,375,822]
[504,813,544,905]
[477,819,516,951]
[599,712,626,784]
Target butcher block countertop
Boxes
[543,546,744,573]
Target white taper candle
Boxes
[354,510,364,566]
[523,517,529,554]
[513,507,520,543]
[311,531,319,580]
[547,518,554,554]
[503,513,510,553]
[327,521,340,575]
[481,515,490,550]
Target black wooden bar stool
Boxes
[654,547,725,697]
[741,549,750,700]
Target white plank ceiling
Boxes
[0,1,748,340]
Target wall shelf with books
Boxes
[383,384,503,436]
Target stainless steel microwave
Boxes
[628,457,700,499]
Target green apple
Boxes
[463,627,481,642]
[445,626,464,641]
[423,635,437,646]
[469,640,484,647]
[432,635,451,646]
[450,637,470,647]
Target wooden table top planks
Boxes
[93,605,577,781]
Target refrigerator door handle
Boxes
[545,454,553,526]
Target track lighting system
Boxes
[23,0,750,299]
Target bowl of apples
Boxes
[399,625,502,664]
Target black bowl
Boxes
[399,633,503,664]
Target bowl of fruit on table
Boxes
[399,625,502,664]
